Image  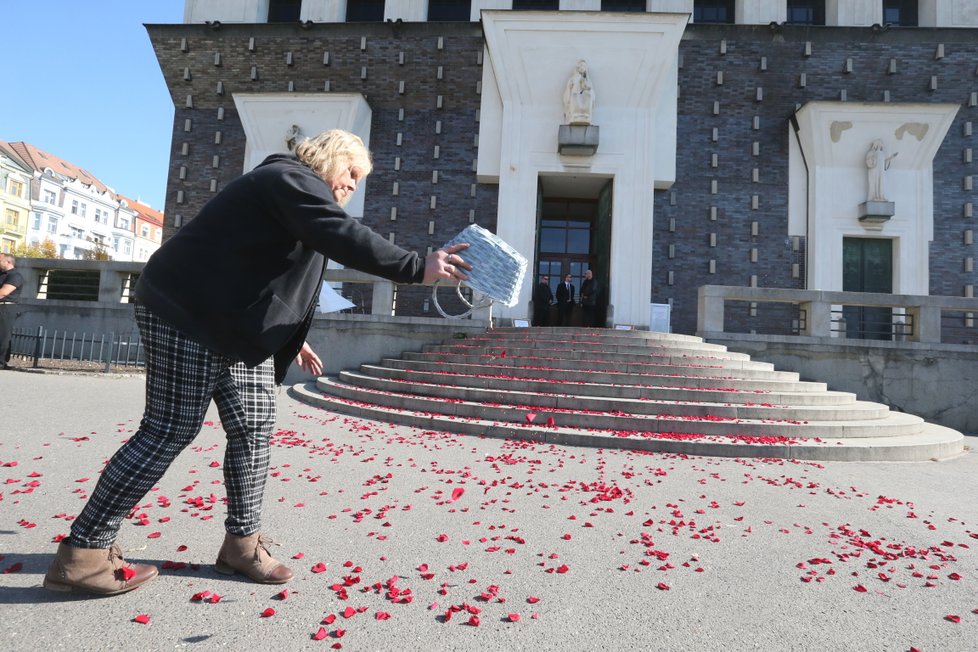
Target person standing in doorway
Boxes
[580,269,600,328]
[556,273,575,326]
[532,274,554,326]
[0,253,24,369]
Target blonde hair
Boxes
[293,129,373,181]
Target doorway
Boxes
[842,237,893,340]
[534,176,611,327]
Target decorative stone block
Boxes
[557,125,599,156]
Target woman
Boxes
[43,129,471,595]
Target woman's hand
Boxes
[294,341,323,376]
[424,243,472,283]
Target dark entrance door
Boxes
[842,237,893,340]
[534,178,611,327]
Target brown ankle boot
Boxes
[43,542,158,595]
[214,533,293,584]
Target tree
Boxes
[14,237,60,259]
[81,240,112,261]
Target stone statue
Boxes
[285,124,303,151]
[865,139,898,202]
[562,59,595,125]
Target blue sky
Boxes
[3,1,185,211]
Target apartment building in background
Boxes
[0,141,163,261]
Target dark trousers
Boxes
[557,303,573,326]
[582,304,596,327]
[532,304,550,327]
[69,305,276,548]
[0,304,17,365]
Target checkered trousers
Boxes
[69,305,277,548]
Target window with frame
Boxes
[512,0,560,9]
[47,216,59,234]
[123,240,132,255]
[693,0,735,23]
[70,226,84,239]
[883,0,918,26]
[786,0,825,25]
[8,179,24,198]
[428,0,471,21]
[267,0,301,22]
[43,189,57,204]
[141,224,150,237]
[601,0,646,11]
[71,200,79,215]
[94,208,109,225]
[32,212,42,230]
[119,215,131,230]
[5,208,18,227]
[346,0,384,22]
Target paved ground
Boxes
[2,370,978,651]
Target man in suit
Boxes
[555,273,575,326]
[532,274,554,326]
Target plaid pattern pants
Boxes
[69,305,277,548]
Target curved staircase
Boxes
[290,327,965,462]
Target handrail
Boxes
[697,285,978,344]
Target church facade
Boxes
[150,1,978,334]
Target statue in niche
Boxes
[562,59,595,125]
[865,139,898,202]
[285,124,304,151]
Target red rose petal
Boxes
[133,614,150,625]
[261,608,276,618]
[312,627,329,640]
[508,613,521,622]
[450,487,465,502]
[945,615,961,623]
[311,562,328,573]
[853,585,868,593]
[120,566,137,581]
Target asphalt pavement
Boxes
[2,369,978,651]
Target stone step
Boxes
[425,342,762,367]
[291,383,964,463]
[476,326,708,345]
[377,358,828,393]
[434,337,745,358]
[334,370,883,421]
[320,376,913,437]
[359,364,851,406]
[403,351,795,381]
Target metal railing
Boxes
[11,326,145,372]
[697,285,978,345]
